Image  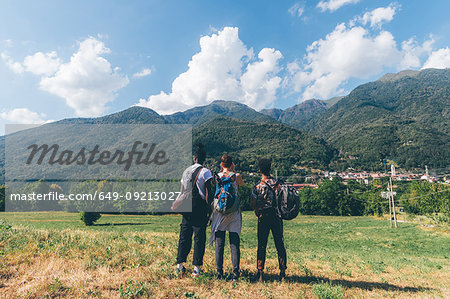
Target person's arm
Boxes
[171,182,185,211]
[229,163,244,186]
[251,185,259,216]
[235,173,244,186]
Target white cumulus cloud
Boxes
[0,108,46,124]
[133,68,152,78]
[23,51,61,76]
[241,48,283,109]
[317,0,360,12]
[291,23,400,100]
[2,37,129,117]
[2,51,61,75]
[137,27,283,114]
[40,37,129,117]
[1,52,24,74]
[288,13,447,102]
[400,37,434,69]
[422,47,450,69]
[360,4,398,28]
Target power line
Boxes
[348,187,450,204]
[393,188,450,203]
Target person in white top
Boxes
[210,155,244,280]
[174,144,214,278]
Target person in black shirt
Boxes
[251,158,287,282]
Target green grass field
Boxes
[0,212,449,298]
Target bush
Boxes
[80,212,101,226]
[402,181,450,215]
[0,219,12,231]
[298,179,364,216]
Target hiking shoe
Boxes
[215,270,224,280]
[192,268,202,278]
[232,272,239,282]
[279,270,286,282]
[175,265,186,278]
[253,270,263,282]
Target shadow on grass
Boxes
[249,273,432,293]
[94,222,153,226]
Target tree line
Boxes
[1,178,448,224]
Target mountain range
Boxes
[55,100,334,175]
[306,68,449,169]
[0,68,449,183]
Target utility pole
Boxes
[381,190,392,227]
[381,178,398,228]
[387,187,393,228]
[389,176,398,228]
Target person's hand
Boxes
[171,200,180,211]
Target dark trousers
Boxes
[215,230,240,274]
[257,208,287,271]
[176,216,207,266]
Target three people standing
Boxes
[174,146,286,282]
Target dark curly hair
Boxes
[258,158,271,176]
[193,143,206,164]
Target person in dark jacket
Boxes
[174,143,214,278]
[251,158,287,282]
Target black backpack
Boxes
[265,180,300,220]
[276,181,300,220]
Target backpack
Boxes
[255,179,278,211]
[264,180,300,220]
[171,166,203,213]
[276,181,300,220]
[214,172,238,214]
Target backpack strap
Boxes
[262,179,279,206]
[262,179,279,191]
[192,166,203,190]
[221,171,236,181]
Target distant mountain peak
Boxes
[378,70,419,82]
[161,99,276,125]
[209,99,243,105]
[260,98,331,129]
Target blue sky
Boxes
[1,0,449,134]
